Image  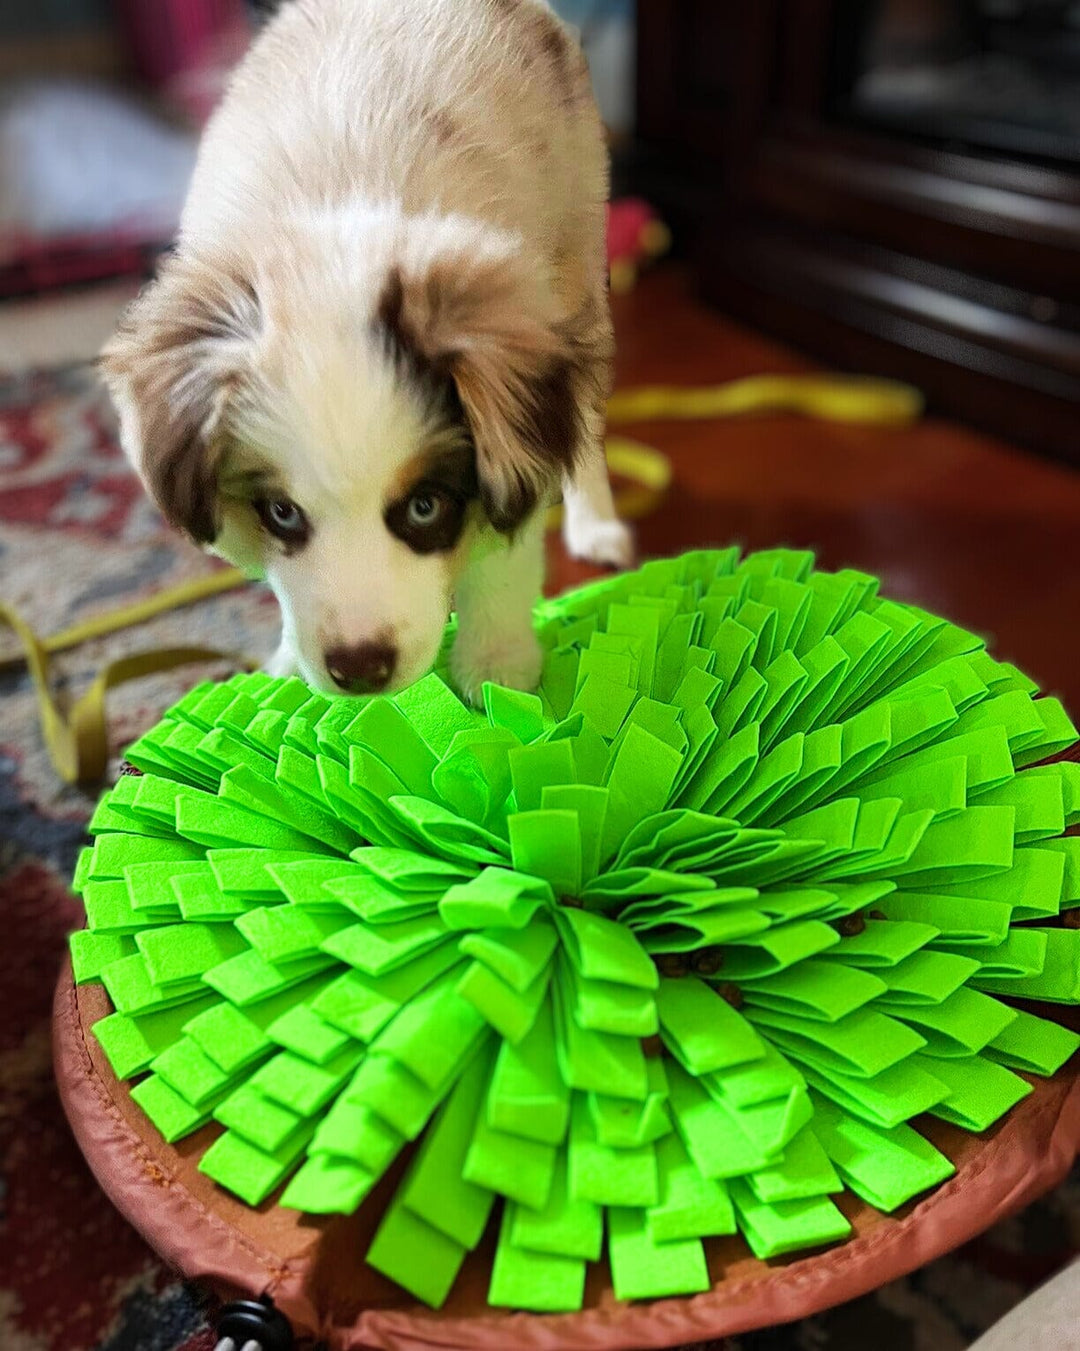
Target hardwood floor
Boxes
[550,264,1080,715]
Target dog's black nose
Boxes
[325,643,397,695]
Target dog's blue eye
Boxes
[406,492,444,527]
[256,497,310,546]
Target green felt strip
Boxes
[374,976,487,1089]
[730,1180,851,1260]
[977,772,1066,843]
[567,1094,659,1207]
[265,1003,355,1064]
[135,921,247,987]
[322,913,450,976]
[311,1098,403,1174]
[312,943,462,1042]
[749,1006,928,1078]
[958,928,1047,979]
[553,966,648,1100]
[486,1000,570,1144]
[745,1125,842,1203]
[482,683,545,746]
[508,1153,603,1260]
[100,952,204,1015]
[463,1099,557,1211]
[569,966,657,1038]
[875,950,982,1005]
[719,920,841,980]
[889,806,1016,887]
[798,1058,948,1131]
[933,844,1065,919]
[342,698,438,795]
[648,1131,736,1242]
[235,905,350,965]
[460,920,558,994]
[344,1053,444,1140]
[507,809,582,897]
[174,789,322,853]
[172,871,259,922]
[985,1008,1080,1076]
[185,985,314,1076]
[123,861,205,916]
[220,764,358,854]
[608,1207,710,1301]
[248,1044,364,1117]
[457,957,551,1044]
[399,1052,494,1247]
[279,1154,374,1214]
[703,1042,806,1109]
[203,948,335,1006]
[818,919,939,968]
[151,1034,245,1108]
[741,959,887,1022]
[666,1062,780,1178]
[70,930,137,983]
[489,1206,586,1313]
[556,907,658,989]
[199,1123,312,1206]
[130,1073,213,1142]
[588,1072,671,1149]
[432,727,518,829]
[879,891,1011,946]
[387,792,511,867]
[916,1052,1031,1131]
[810,1094,954,1211]
[208,848,315,894]
[657,977,764,1074]
[91,994,219,1079]
[85,826,204,880]
[439,868,551,932]
[976,929,1080,1002]
[275,861,380,915]
[82,881,167,934]
[1013,697,1077,766]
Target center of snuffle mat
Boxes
[69,548,1080,1312]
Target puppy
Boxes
[102,0,631,702]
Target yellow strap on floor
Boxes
[0,595,250,785]
[1,373,920,785]
[606,374,924,427]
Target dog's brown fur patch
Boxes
[101,252,259,544]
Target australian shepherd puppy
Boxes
[102,0,631,701]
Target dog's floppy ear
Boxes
[101,251,260,544]
[379,236,582,532]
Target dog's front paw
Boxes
[563,515,635,570]
[451,630,544,707]
[264,640,299,681]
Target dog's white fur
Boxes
[103,0,631,701]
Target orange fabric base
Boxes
[54,961,1080,1350]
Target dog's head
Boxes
[102,213,582,694]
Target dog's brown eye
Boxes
[255,497,311,547]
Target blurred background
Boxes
[3,0,1080,464]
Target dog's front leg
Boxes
[560,346,635,569]
[451,512,546,706]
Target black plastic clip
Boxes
[214,1295,295,1351]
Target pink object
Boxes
[113,0,252,123]
[607,198,660,264]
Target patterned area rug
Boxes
[2,364,1078,1350]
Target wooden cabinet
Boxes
[633,0,1080,466]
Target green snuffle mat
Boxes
[67,547,1080,1314]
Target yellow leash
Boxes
[1,374,921,785]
